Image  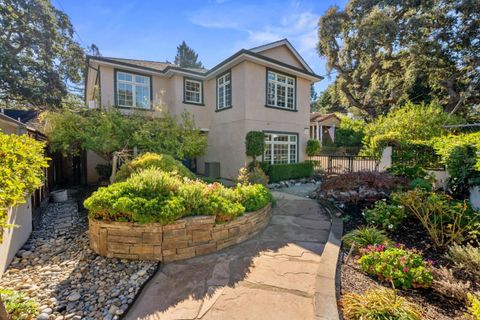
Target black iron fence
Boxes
[309,155,378,174]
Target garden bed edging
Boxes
[89,203,272,262]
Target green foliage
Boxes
[0,289,38,320]
[358,245,433,289]
[342,227,390,252]
[467,293,480,320]
[410,178,433,191]
[341,287,422,320]
[394,190,480,248]
[361,102,461,157]
[115,153,194,182]
[237,166,269,186]
[387,164,427,181]
[446,244,480,280]
[45,109,207,162]
[174,41,203,68]
[267,162,313,183]
[0,132,49,234]
[306,139,320,157]
[0,0,85,108]
[245,131,265,162]
[433,133,480,196]
[84,169,272,224]
[235,184,272,212]
[334,115,365,147]
[364,200,406,231]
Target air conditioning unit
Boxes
[205,162,220,179]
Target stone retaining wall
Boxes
[89,204,272,262]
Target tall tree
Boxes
[0,0,85,109]
[317,0,480,118]
[174,41,204,69]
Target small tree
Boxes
[174,41,204,68]
[245,131,265,165]
[306,139,321,157]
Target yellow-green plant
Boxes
[0,132,48,239]
[447,244,480,280]
[342,227,390,252]
[467,293,480,320]
[0,289,38,320]
[341,287,422,320]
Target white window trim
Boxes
[267,70,296,110]
[116,71,151,109]
[217,72,232,110]
[264,132,298,165]
[184,78,203,104]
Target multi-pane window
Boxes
[264,133,297,164]
[184,79,202,104]
[266,70,295,110]
[116,71,150,109]
[217,72,232,110]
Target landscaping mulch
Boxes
[340,204,468,320]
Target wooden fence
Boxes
[309,155,378,174]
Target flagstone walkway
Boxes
[125,192,339,320]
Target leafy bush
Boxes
[467,293,480,320]
[237,166,269,186]
[364,200,406,230]
[84,169,272,224]
[394,190,480,248]
[333,115,365,147]
[342,227,390,252]
[358,245,433,289]
[0,289,38,320]
[431,267,471,302]
[410,178,433,191]
[236,184,272,212]
[447,244,480,280]
[306,139,320,156]
[387,163,427,180]
[115,152,195,181]
[245,131,265,163]
[268,162,313,182]
[0,133,49,235]
[341,287,422,320]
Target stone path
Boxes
[125,192,332,320]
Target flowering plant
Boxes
[358,244,433,289]
[364,199,406,230]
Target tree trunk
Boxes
[0,295,9,320]
[110,153,118,184]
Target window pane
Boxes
[268,71,275,80]
[289,144,297,163]
[267,82,275,105]
[277,84,286,107]
[225,83,231,107]
[218,87,224,108]
[264,144,272,163]
[118,83,133,106]
[135,85,150,109]
[135,75,149,84]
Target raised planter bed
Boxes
[89,203,272,262]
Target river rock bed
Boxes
[0,195,157,320]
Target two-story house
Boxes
[84,39,323,181]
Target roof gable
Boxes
[249,39,314,73]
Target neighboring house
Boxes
[309,113,340,146]
[0,109,52,275]
[84,39,323,180]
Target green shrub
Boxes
[245,131,265,163]
[358,245,433,289]
[84,169,272,224]
[342,227,390,252]
[467,293,480,320]
[115,152,195,181]
[334,115,365,147]
[237,166,269,186]
[410,178,433,191]
[394,190,480,248]
[341,287,422,320]
[0,289,38,320]
[268,162,313,182]
[387,163,427,180]
[306,139,320,156]
[364,200,406,230]
[236,184,272,212]
[446,244,480,280]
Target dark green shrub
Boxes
[268,162,314,182]
[387,163,427,180]
[410,178,433,191]
[306,139,320,156]
[245,131,265,163]
[364,200,406,230]
[115,152,195,181]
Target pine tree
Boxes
[174,41,204,69]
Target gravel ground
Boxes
[0,190,157,320]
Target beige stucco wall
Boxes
[257,45,305,70]
[86,150,109,185]
[0,198,32,276]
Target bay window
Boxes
[217,71,232,110]
[116,71,151,109]
[266,70,295,110]
[264,132,298,164]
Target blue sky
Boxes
[54,0,347,93]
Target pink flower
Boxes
[403,267,408,273]
[377,244,384,252]
[426,259,435,266]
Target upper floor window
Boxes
[266,70,295,110]
[217,71,232,110]
[184,78,203,104]
[116,71,151,109]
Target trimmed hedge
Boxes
[267,162,314,182]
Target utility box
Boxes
[205,162,220,178]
